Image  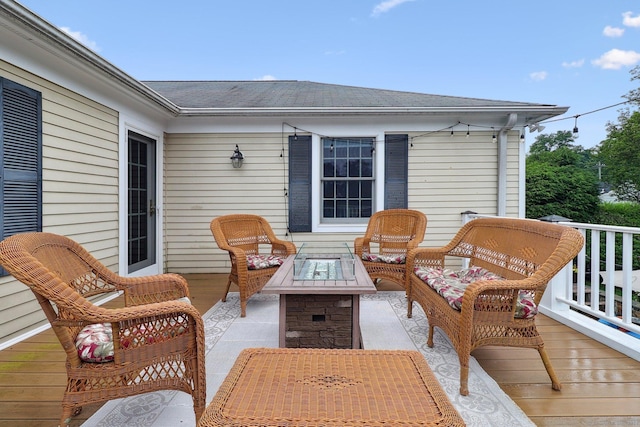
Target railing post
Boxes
[538,215,574,312]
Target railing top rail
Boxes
[559,221,640,235]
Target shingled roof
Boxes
[142,80,551,110]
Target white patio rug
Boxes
[83,291,534,426]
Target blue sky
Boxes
[15,0,640,149]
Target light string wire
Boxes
[537,100,631,125]
[283,100,635,148]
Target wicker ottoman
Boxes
[198,347,465,426]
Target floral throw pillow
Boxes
[75,296,191,363]
[361,252,406,264]
[413,266,537,319]
[246,254,286,270]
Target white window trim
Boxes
[311,132,385,233]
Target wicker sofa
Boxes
[405,217,584,396]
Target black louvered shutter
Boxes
[288,135,312,232]
[1,78,42,275]
[384,134,408,209]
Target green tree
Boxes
[599,110,640,201]
[526,131,600,222]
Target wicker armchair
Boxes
[0,232,206,426]
[354,209,427,290]
[406,217,584,396]
[210,214,296,317]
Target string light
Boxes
[491,127,497,143]
[572,116,580,139]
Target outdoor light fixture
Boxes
[529,123,546,133]
[230,144,244,168]
[491,128,497,143]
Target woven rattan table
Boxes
[198,347,465,427]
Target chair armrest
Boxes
[271,240,296,256]
[353,237,370,257]
[458,277,542,323]
[121,273,191,306]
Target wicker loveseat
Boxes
[0,232,206,426]
[406,217,584,396]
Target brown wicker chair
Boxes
[210,214,296,317]
[0,232,206,426]
[406,217,584,396]
[354,209,427,290]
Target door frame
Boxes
[119,122,163,277]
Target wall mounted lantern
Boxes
[230,144,244,168]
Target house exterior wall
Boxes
[0,59,120,343]
[163,129,521,274]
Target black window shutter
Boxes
[288,135,312,232]
[384,134,408,209]
[1,78,42,250]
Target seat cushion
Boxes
[246,254,286,270]
[413,266,537,319]
[75,297,191,363]
[361,252,406,264]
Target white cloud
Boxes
[603,25,624,37]
[255,75,276,81]
[371,0,415,17]
[592,48,640,69]
[529,71,548,81]
[60,27,100,52]
[562,59,585,68]
[622,11,640,27]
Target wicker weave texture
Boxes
[354,209,427,290]
[406,217,585,396]
[199,347,465,426]
[0,232,206,426]
[210,214,296,317]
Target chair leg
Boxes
[240,299,247,317]
[407,299,413,318]
[221,277,233,302]
[60,405,82,426]
[538,346,562,391]
[459,363,470,396]
[427,324,435,347]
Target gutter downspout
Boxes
[497,113,517,216]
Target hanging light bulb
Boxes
[491,128,497,143]
[572,116,579,139]
[520,131,525,143]
[466,124,470,139]
[293,127,298,141]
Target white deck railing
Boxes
[462,213,640,362]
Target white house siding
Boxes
[0,60,119,345]
[412,131,523,243]
[163,132,294,273]
[163,129,521,274]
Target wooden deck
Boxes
[1,273,639,426]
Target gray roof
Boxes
[142,80,552,110]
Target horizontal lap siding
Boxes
[165,130,521,274]
[0,60,119,345]
[164,133,292,273]
[408,132,519,249]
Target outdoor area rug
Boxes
[82,291,534,427]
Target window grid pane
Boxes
[321,138,374,220]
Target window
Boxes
[289,134,407,232]
[321,137,374,222]
[0,78,42,275]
